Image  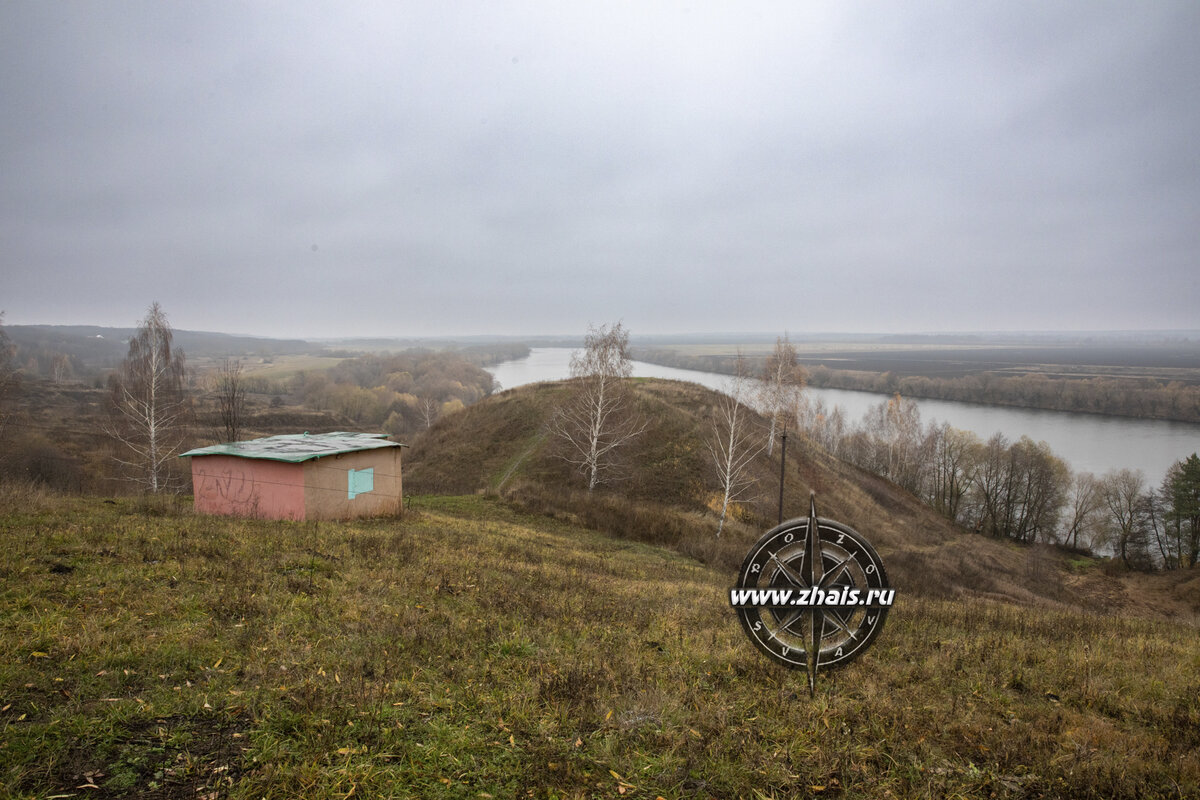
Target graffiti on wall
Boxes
[195,463,262,514]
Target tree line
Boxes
[566,327,1198,570]
[201,342,525,443]
[293,348,507,436]
[807,366,1200,424]
[634,350,1200,423]
[796,390,1200,570]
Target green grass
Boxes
[2,493,1198,798]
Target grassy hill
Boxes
[3,378,1199,797]
[2,487,1198,799]
[407,379,1200,617]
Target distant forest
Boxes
[283,344,527,437]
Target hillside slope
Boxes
[1,493,1197,798]
[407,378,1200,619]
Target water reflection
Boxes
[487,348,1200,485]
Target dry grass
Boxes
[2,493,1198,798]
[239,354,347,380]
[0,478,58,514]
[405,379,1147,611]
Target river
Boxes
[487,347,1200,486]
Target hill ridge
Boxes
[405,378,1200,622]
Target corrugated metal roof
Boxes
[180,432,402,463]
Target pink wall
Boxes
[191,455,307,520]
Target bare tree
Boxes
[965,433,1068,543]
[884,393,929,494]
[795,394,846,457]
[927,422,981,524]
[51,353,74,385]
[706,355,762,537]
[1098,468,1152,569]
[215,357,246,443]
[758,334,806,456]
[106,302,189,492]
[1007,437,1070,544]
[1144,489,1173,568]
[852,392,929,494]
[970,433,1015,537]
[1060,472,1103,550]
[550,322,644,491]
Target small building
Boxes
[181,432,405,521]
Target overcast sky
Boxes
[3,2,1198,339]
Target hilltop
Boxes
[406,378,1200,621]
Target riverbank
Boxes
[633,346,1200,424]
[488,348,1200,487]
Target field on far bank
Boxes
[644,338,1200,383]
[236,354,348,380]
[2,491,1198,799]
[634,337,1200,422]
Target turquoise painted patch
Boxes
[348,468,374,499]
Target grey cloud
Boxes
[2,1,1198,336]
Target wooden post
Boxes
[777,424,788,525]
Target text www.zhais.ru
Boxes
[729,587,895,608]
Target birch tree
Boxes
[550,322,644,491]
[419,396,440,429]
[853,392,928,493]
[106,302,189,492]
[759,334,805,456]
[706,356,762,537]
[795,394,846,457]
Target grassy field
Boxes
[629,343,1200,422]
[639,341,1200,383]
[238,354,348,381]
[2,488,1198,799]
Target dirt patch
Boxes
[39,712,250,799]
